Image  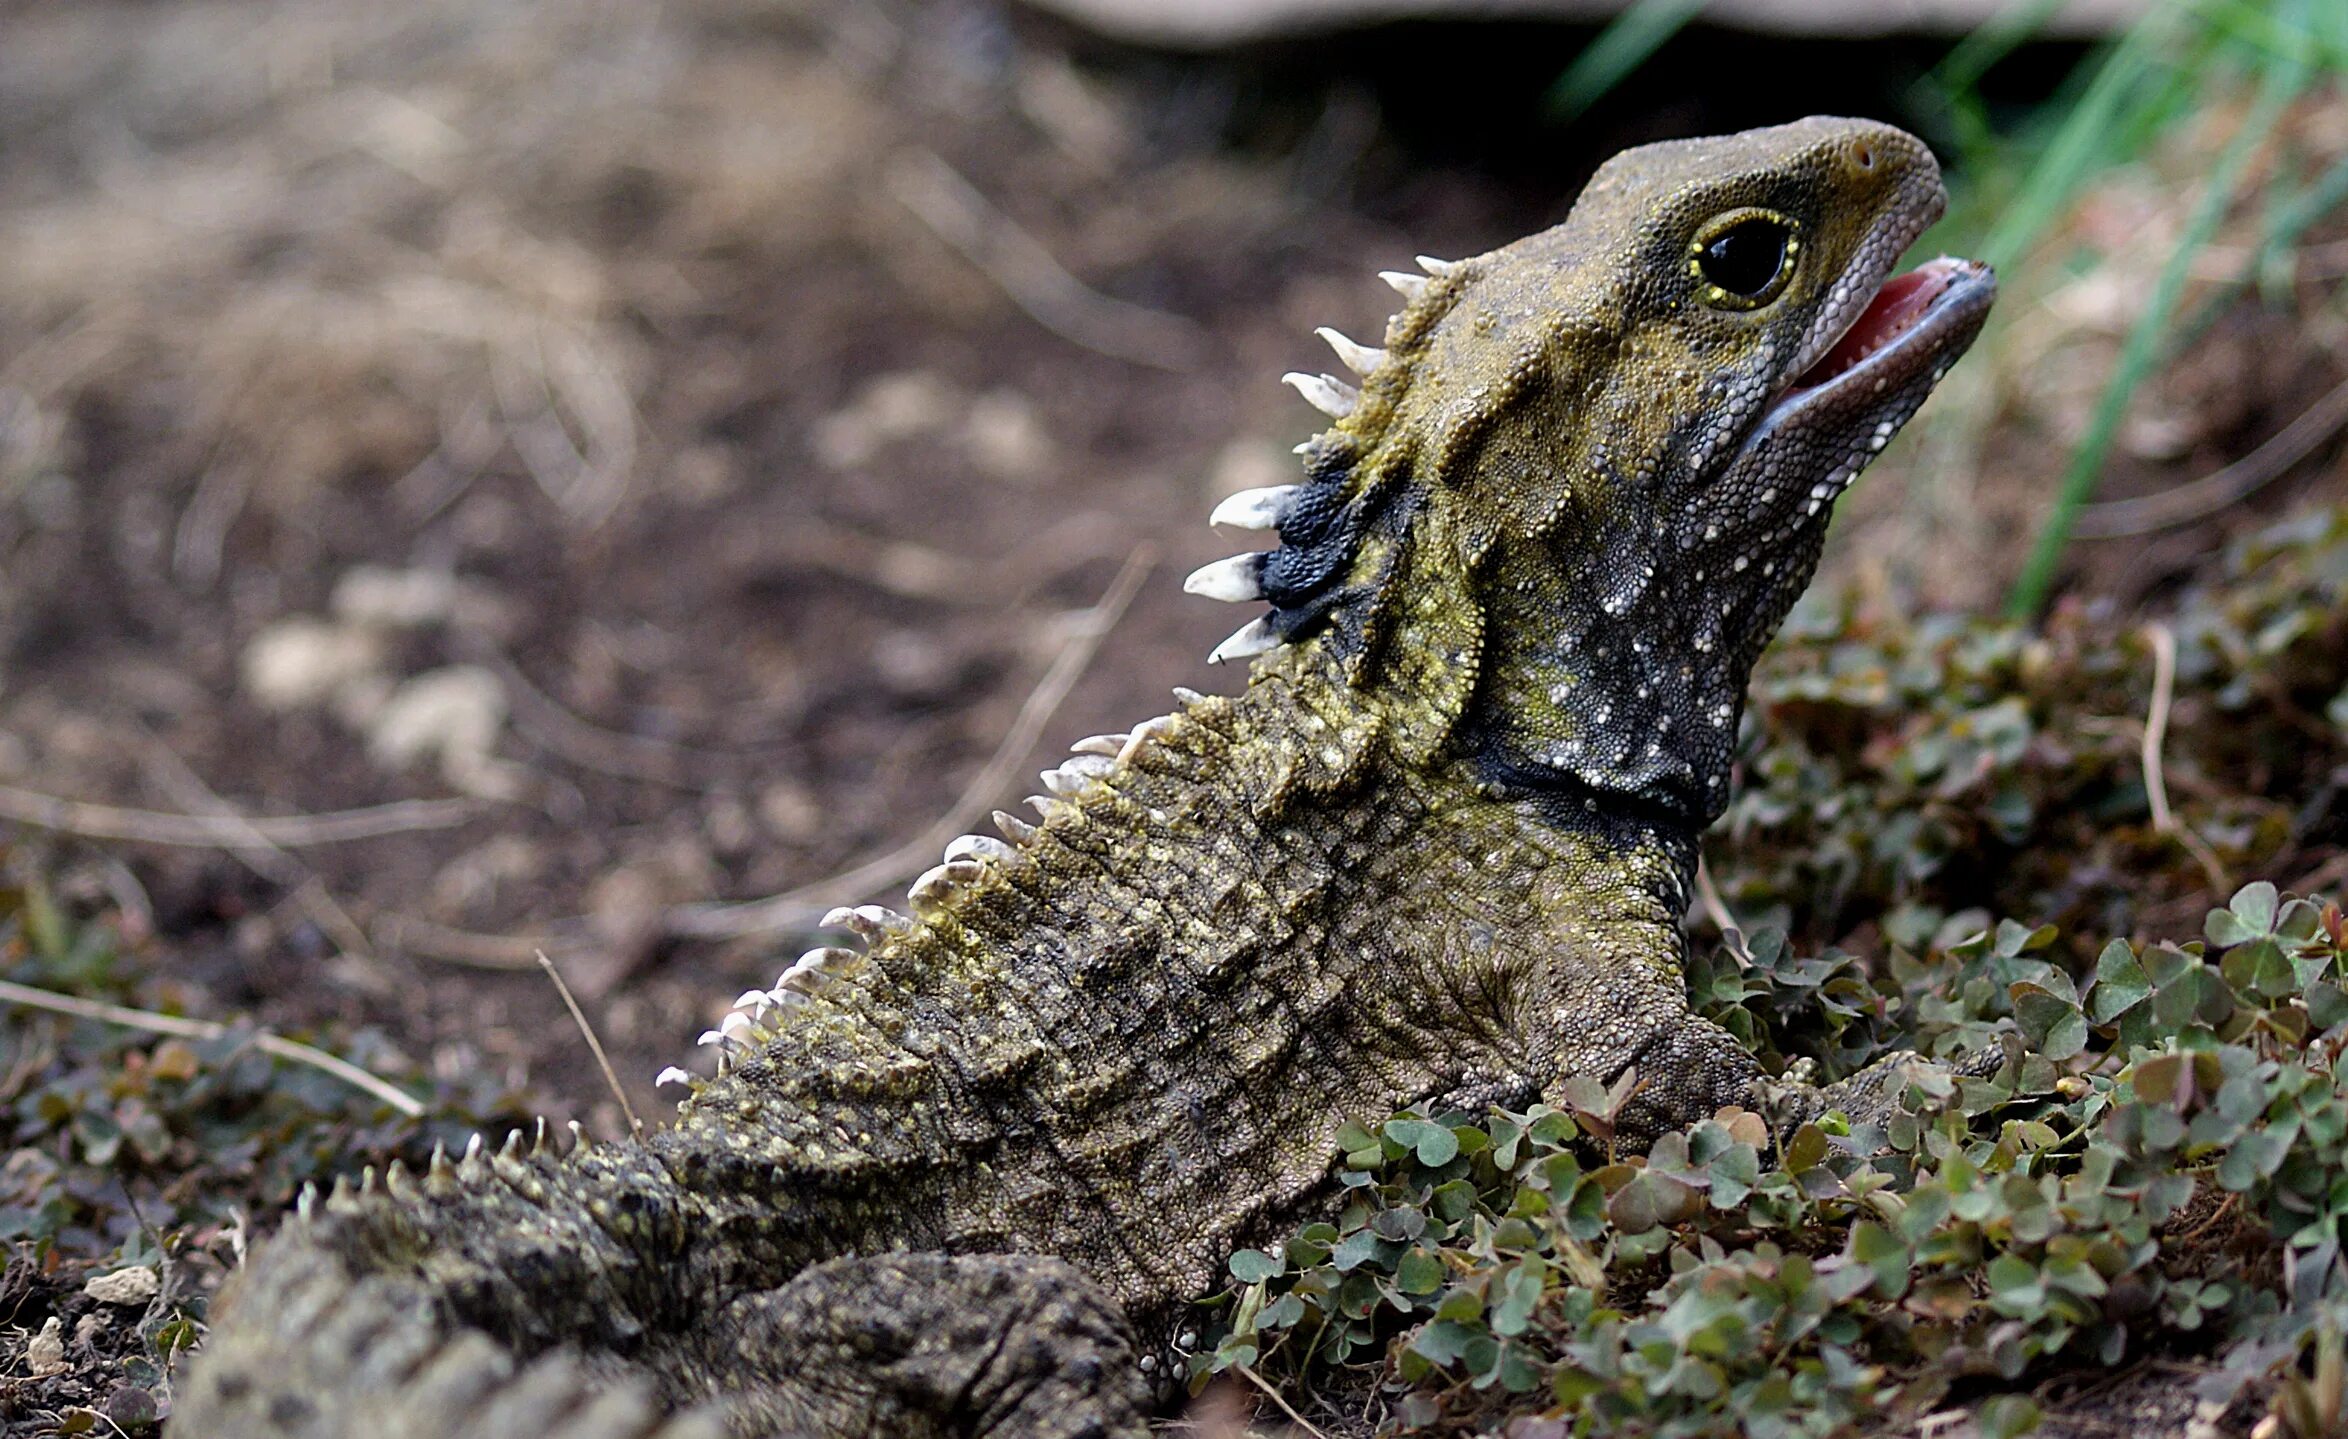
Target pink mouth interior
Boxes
[1788,260,1964,392]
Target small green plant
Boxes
[1,867,529,1259]
[1198,884,2348,1435]
[1716,505,2348,964]
[1,858,538,1418]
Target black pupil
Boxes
[1699,220,1789,297]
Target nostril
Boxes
[1853,141,1878,171]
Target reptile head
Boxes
[1188,116,1993,822]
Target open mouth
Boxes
[1771,255,1994,418]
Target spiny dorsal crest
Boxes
[655,713,1192,1100]
[657,258,1477,1103]
[1188,251,1469,671]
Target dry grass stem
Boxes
[1233,1363,1330,1439]
[666,544,1156,940]
[375,913,549,971]
[2076,375,2348,538]
[885,147,1205,371]
[2142,623,2180,833]
[2140,623,2229,895]
[140,738,376,962]
[0,978,424,1118]
[0,785,481,849]
[1693,857,1751,966]
[536,950,641,1139]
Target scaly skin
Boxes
[177,117,1995,1438]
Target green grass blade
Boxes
[1931,0,2076,102]
[2004,11,2316,617]
[1915,0,2075,164]
[1544,0,1711,124]
[1977,9,2177,274]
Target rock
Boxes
[240,618,384,711]
[82,1265,159,1306]
[104,1384,160,1429]
[365,665,519,799]
[25,1314,66,1376]
[811,371,958,471]
[965,390,1054,483]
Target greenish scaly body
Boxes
[178,117,1994,1438]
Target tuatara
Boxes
[175,116,1994,1438]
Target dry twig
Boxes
[666,545,1155,940]
[375,913,549,971]
[1693,857,1751,966]
[2142,623,2179,833]
[1232,1364,1330,1439]
[2077,375,2348,538]
[0,785,480,849]
[885,147,1205,371]
[0,978,423,1117]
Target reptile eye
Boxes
[1690,211,1799,309]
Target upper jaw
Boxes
[1782,185,1948,386]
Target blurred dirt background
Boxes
[0,0,2344,1425]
